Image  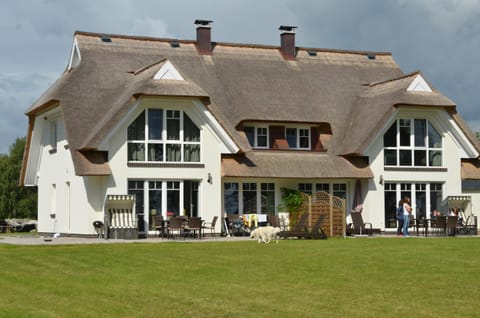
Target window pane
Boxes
[384,149,397,165]
[128,111,145,140]
[184,114,200,142]
[224,183,239,214]
[315,183,330,192]
[167,182,180,216]
[429,150,442,166]
[261,183,275,214]
[128,181,145,232]
[399,150,412,166]
[243,183,257,214]
[148,144,163,161]
[428,122,442,148]
[430,183,442,217]
[148,109,163,140]
[167,110,180,140]
[166,144,181,162]
[414,150,427,166]
[128,143,145,161]
[399,119,411,146]
[244,127,254,146]
[298,183,312,195]
[383,122,397,147]
[299,129,309,148]
[286,128,297,148]
[184,144,200,162]
[333,183,346,199]
[414,119,426,147]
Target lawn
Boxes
[0,237,479,318]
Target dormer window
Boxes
[244,126,268,148]
[286,127,310,149]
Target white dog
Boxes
[250,226,281,244]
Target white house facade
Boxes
[21,21,480,237]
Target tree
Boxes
[0,137,37,219]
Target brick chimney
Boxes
[194,19,213,55]
[279,25,297,60]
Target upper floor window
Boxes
[127,108,200,162]
[286,127,310,149]
[383,119,442,167]
[244,126,268,148]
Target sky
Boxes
[1,0,480,154]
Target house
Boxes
[20,20,480,237]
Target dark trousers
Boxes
[397,218,404,235]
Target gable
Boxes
[406,74,432,92]
[153,61,184,80]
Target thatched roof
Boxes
[222,152,372,179]
[24,31,480,178]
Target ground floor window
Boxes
[128,179,199,232]
[384,182,443,228]
[224,182,275,215]
[299,183,347,199]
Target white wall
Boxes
[364,107,479,229]
[35,110,104,235]
[104,97,226,233]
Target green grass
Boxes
[1,237,479,318]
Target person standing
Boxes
[402,197,413,237]
[396,199,404,236]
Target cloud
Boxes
[1,0,480,154]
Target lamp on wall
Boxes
[207,173,213,184]
[379,174,384,185]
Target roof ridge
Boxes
[74,30,392,57]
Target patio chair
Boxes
[152,215,165,238]
[227,214,247,236]
[305,215,328,240]
[447,216,458,236]
[431,216,447,236]
[184,217,203,239]
[167,217,186,239]
[202,216,218,237]
[350,212,373,236]
[278,213,309,239]
[267,214,281,228]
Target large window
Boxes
[384,119,442,167]
[129,179,199,232]
[383,182,443,227]
[223,182,275,215]
[128,109,201,162]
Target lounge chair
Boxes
[305,215,328,240]
[278,213,309,239]
[349,212,373,236]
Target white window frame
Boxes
[127,108,201,163]
[244,125,269,149]
[384,118,443,167]
[286,127,310,150]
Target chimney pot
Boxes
[279,25,297,60]
[195,19,213,54]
